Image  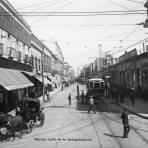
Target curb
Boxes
[39,88,61,105]
[113,102,148,120]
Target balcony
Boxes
[0,56,32,72]
[0,46,32,71]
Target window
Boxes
[89,82,93,88]
[94,83,100,88]
[1,30,8,56]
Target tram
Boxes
[86,77,105,103]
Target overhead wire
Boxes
[7,12,145,16]
[31,24,137,27]
[31,0,77,24]
[15,0,63,10]
[124,0,145,4]
[121,25,141,41]
[17,10,145,13]
[110,37,148,54]
[105,0,145,16]
[106,0,145,34]
[29,0,66,13]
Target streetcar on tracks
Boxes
[85,77,105,104]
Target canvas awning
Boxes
[35,76,52,85]
[47,74,57,83]
[0,68,34,91]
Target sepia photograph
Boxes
[0,0,148,148]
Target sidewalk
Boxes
[111,97,148,119]
[39,87,61,106]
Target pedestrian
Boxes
[68,93,71,106]
[46,90,50,102]
[121,110,130,138]
[129,88,135,106]
[81,90,85,104]
[61,85,64,91]
[88,95,96,114]
[77,85,80,100]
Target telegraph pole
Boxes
[41,47,45,102]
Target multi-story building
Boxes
[0,0,33,113]
[0,0,67,113]
[47,40,64,87]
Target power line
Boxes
[124,0,145,4]
[16,0,62,10]
[31,24,137,27]
[8,12,145,16]
[106,0,137,10]
[16,10,146,13]
[111,37,148,54]
[31,0,77,24]
[121,25,141,41]
[105,0,145,16]
[30,0,66,13]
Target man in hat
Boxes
[121,110,130,138]
[88,95,96,114]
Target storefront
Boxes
[22,71,52,98]
[0,68,33,113]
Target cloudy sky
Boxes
[8,0,147,73]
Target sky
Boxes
[8,0,147,73]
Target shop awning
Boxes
[35,76,52,85]
[47,74,57,83]
[0,68,34,91]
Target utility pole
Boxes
[41,47,45,102]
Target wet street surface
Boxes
[1,84,148,148]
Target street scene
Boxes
[0,0,148,148]
[1,83,148,148]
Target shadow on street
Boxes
[104,133,123,138]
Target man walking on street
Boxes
[88,95,96,114]
[121,110,130,138]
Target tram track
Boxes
[99,98,148,145]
